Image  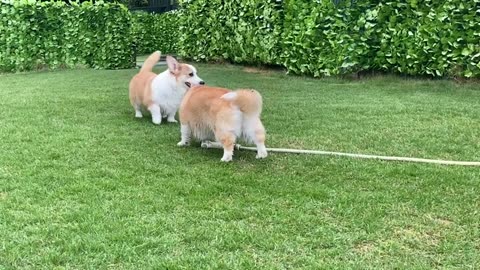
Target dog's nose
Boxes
[199,81,205,85]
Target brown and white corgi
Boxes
[129,51,204,125]
[177,86,267,162]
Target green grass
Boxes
[1,64,480,269]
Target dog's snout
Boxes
[199,81,205,85]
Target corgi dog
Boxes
[129,51,204,124]
[177,86,268,162]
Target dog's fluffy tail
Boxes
[221,89,263,115]
[140,51,161,73]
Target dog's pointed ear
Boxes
[167,56,179,73]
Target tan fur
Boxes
[129,51,160,108]
[178,86,268,162]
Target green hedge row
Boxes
[0,1,133,72]
[373,1,480,77]
[177,0,480,78]
[177,0,284,65]
[283,0,377,76]
[131,10,179,55]
[2,0,478,77]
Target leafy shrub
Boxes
[176,0,480,78]
[0,0,134,72]
[2,0,478,78]
[131,10,179,55]
[176,0,230,62]
[373,0,480,78]
[282,0,378,76]
[177,0,283,65]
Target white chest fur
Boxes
[150,71,187,115]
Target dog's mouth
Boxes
[185,82,191,88]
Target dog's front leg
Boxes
[254,120,268,159]
[177,124,191,146]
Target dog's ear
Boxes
[167,56,179,73]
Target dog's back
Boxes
[180,86,229,125]
[179,86,229,141]
[180,86,263,124]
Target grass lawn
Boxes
[1,64,480,269]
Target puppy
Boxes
[129,51,204,124]
[177,86,268,162]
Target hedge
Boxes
[282,0,377,76]
[131,10,179,55]
[177,0,284,65]
[177,0,480,78]
[2,0,478,78]
[373,1,480,77]
[0,0,134,72]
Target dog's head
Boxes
[167,56,204,89]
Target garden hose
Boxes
[200,141,480,166]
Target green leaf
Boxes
[462,47,472,56]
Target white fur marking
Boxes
[256,143,268,159]
[149,104,162,125]
[221,92,238,101]
[184,65,204,87]
[177,124,191,146]
[167,114,178,123]
[221,149,233,162]
[150,71,187,124]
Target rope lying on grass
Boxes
[200,141,480,166]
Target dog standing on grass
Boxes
[129,51,205,124]
[177,86,268,162]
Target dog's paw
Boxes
[152,119,162,125]
[220,156,233,162]
[256,150,268,159]
[221,150,233,162]
[167,119,178,123]
[200,141,215,148]
[135,112,143,118]
[177,141,189,147]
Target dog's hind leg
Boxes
[129,95,143,118]
[217,130,236,162]
[166,112,178,123]
[148,104,162,125]
[244,117,267,159]
[164,107,178,123]
[133,103,143,118]
[254,131,268,159]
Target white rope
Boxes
[200,141,480,166]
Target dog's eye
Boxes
[189,72,194,77]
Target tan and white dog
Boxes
[177,86,268,162]
[129,51,204,124]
